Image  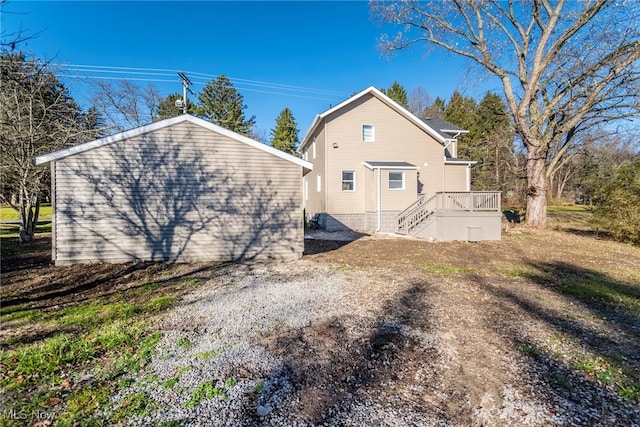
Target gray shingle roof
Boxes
[421,118,468,139]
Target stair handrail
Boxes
[397,194,437,234]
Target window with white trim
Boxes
[342,171,355,191]
[388,171,405,190]
[312,138,316,159]
[362,124,375,142]
[317,174,321,192]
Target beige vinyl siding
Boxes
[54,121,302,264]
[365,167,377,212]
[324,94,446,215]
[303,126,326,216]
[380,169,417,210]
[444,163,469,191]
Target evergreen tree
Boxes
[444,91,477,132]
[270,108,299,155]
[196,75,256,136]
[154,93,184,121]
[81,105,106,139]
[424,96,446,119]
[470,93,516,191]
[380,81,408,108]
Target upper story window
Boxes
[342,171,355,191]
[312,138,316,159]
[362,124,375,142]
[388,171,405,190]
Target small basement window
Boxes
[342,171,355,191]
[388,171,405,190]
[362,124,375,142]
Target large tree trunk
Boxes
[18,192,39,243]
[526,155,548,227]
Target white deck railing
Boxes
[435,191,502,212]
[397,191,501,235]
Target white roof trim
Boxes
[362,161,420,170]
[445,159,477,165]
[440,128,470,134]
[298,86,450,152]
[35,115,313,173]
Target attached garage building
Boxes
[35,115,312,265]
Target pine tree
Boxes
[196,75,256,136]
[471,93,516,191]
[154,93,184,121]
[424,97,446,119]
[270,108,299,155]
[380,81,408,108]
[444,91,477,132]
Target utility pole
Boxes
[177,72,193,114]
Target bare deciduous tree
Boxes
[1,51,85,241]
[407,85,433,118]
[372,0,640,226]
[91,80,162,133]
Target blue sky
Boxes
[3,1,499,137]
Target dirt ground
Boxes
[2,222,640,425]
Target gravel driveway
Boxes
[109,244,640,426]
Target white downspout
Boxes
[443,140,454,192]
[466,164,471,191]
[376,167,381,232]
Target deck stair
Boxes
[397,191,501,238]
[397,194,436,235]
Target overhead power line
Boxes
[55,63,348,101]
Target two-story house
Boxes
[299,86,501,241]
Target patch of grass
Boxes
[185,380,228,408]
[518,344,541,358]
[619,383,640,402]
[547,205,590,213]
[252,380,265,393]
[420,262,474,276]
[4,333,95,391]
[56,301,139,329]
[163,376,180,390]
[549,372,573,390]
[0,204,52,221]
[177,336,195,350]
[112,391,154,422]
[547,205,595,232]
[573,355,640,402]
[146,295,177,312]
[337,262,354,271]
[0,282,172,425]
[176,365,195,375]
[0,304,44,322]
[225,377,237,388]
[498,268,530,277]
[61,384,112,425]
[193,350,217,361]
[181,276,201,285]
[557,278,640,315]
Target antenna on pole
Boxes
[177,72,193,114]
